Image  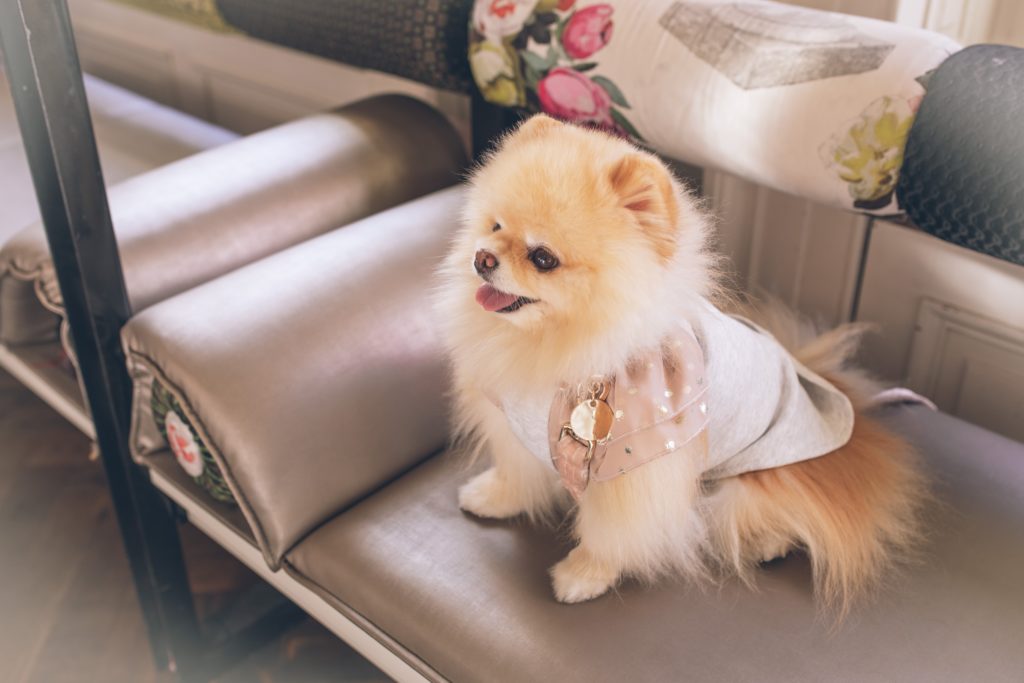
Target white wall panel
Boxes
[906,299,1024,442]
[857,222,1024,379]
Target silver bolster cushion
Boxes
[122,187,465,569]
[0,94,466,345]
[0,72,238,346]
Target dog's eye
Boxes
[528,247,559,272]
[491,222,501,232]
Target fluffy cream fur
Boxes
[437,115,926,613]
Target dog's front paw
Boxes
[458,468,528,520]
[550,547,618,603]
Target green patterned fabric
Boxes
[215,0,475,92]
[107,0,474,91]
[150,381,236,504]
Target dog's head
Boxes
[451,115,708,340]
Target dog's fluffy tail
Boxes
[712,297,928,619]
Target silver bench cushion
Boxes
[0,72,236,246]
[0,72,237,344]
[123,187,465,569]
[285,406,1024,682]
[1,94,465,346]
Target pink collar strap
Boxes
[548,323,710,499]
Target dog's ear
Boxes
[504,114,562,148]
[609,152,679,261]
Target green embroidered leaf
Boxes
[611,108,643,141]
[592,75,630,108]
[150,383,171,423]
[573,62,598,72]
[522,50,552,74]
[524,61,542,89]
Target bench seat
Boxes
[284,405,1024,682]
[118,185,1024,681]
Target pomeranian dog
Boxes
[438,114,925,615]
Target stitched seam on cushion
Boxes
[279,557,447,683]
[1,262,73,362]
[126,348,277,569]
[3,260,65,316]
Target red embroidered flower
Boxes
[490,0,516,18]
[165,410,204,478]
[474,0,539,40]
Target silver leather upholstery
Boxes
[1,94,466,346]
[285,406,1024,682]
[0,72,236,247]
[122,188,465,569]
[0,72,237,345]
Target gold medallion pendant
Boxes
[560,380,614,465]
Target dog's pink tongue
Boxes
[476,283,519,312]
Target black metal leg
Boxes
[848,218,876,322]
[0,0,202,676]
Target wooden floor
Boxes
[0,367,387,682]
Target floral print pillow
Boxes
[470,0,641,139]
[468,0,959,217]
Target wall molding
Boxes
[907,298,1024,441]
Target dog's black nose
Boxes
[474,249,499,276]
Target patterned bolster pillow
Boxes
[113,0,478,93]
[469,0,959,216]
[896,45,1024,267]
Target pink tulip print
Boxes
[537,67,612,124]
[561,4,614,60]
[468,0,642,140]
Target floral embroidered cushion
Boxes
[469,0,960,215]
[150,381,236,504]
